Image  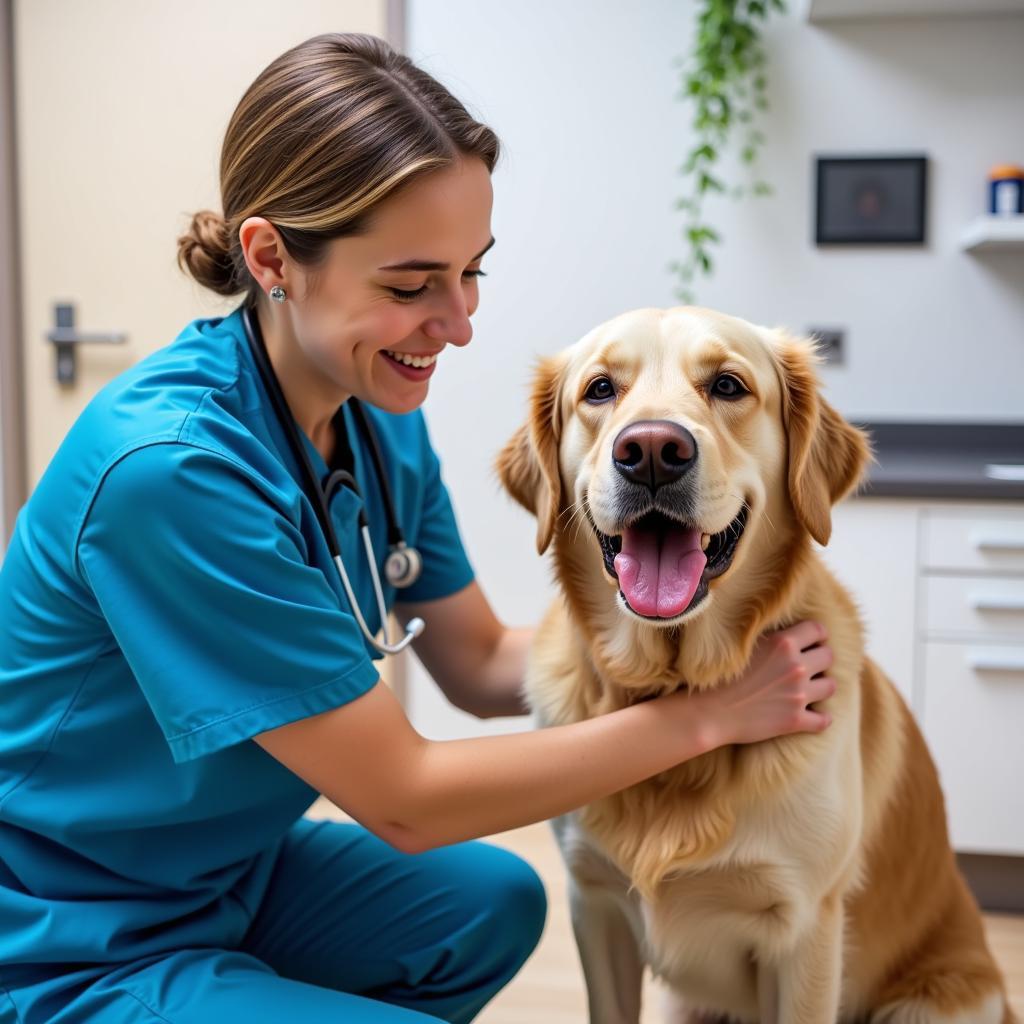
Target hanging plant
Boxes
[671,0,786,303]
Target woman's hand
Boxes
[255,619,836,853]
[684,620,837,749]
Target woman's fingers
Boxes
[805,674,838,706]
[801,642,834,679]
[801,708,833,733]
[778,618,828,653]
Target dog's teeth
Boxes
[701,533,711,551]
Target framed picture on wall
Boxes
[814,155,927,245]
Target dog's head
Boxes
[497,307,872,629]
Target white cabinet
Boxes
[922,642,1024,854]
[819,499,919,705]
[823,497,1024,854]
[923,576,1024,638]
[921,510,1024,574]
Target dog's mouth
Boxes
[591,503,749,621]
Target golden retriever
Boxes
[496,306,1015,1024]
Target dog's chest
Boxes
[554,812,798,1020]
[556,769,856,1011]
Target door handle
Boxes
[969,531,1024,552]
[968,593,1024,612]
[45,302,127,385]
[967,650,1024,673]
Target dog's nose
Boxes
[612,420,698,491]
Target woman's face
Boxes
[264,155,494,417]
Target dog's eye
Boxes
[584,377,615,403]
[710,374,747,400]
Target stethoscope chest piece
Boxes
[385,543,422,589]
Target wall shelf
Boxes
[960,216,1024,253]
[806,0,1024,20]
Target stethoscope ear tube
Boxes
[240,302,426,656]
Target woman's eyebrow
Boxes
[378,236,496,272]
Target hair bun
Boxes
[176,209,239,296]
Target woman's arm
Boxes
[254,620,835,854]
[394,581,533,718]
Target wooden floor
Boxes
[477,822,1024,1024]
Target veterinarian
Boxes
[0,33,838,1024]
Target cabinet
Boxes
[821,500,919,705]
[823,498,1024,854]
[805,0,1024,21]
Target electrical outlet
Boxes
[807,327,844,365]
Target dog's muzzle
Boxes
[590,504,748,620]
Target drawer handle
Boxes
[968,593,1024,612]
[967,650,1024,673]
[970,532,1024,552]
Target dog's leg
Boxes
[568,874,645,1024]
[659,987,731,1023]
[772,895,844,1024]
[757,959,780,1024]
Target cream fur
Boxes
[497,306,1015,1024]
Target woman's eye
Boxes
[584,377,615,403]
[390,285,427,301]
[710,373,747,400]
[390,269,487,302]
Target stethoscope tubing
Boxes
[240,302,424,656]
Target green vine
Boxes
[671,0,786,304]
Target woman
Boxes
[0,32,836,1024]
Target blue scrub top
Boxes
[0,304,475,978]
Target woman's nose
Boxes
[423,284,474,347]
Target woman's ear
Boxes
[495,355,565,554]
[770,329,874,546]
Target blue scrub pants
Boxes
[0,818,548,1023]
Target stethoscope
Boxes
[241,302,425,656]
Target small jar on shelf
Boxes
[988,164,1024,217]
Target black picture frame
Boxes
[814,155,927,245]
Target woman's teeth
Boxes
[384,350,438,369]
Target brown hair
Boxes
[176,32,500,305]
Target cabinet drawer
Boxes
[923,575,1024,638]
[921,642,1024,855]
[922,510,1024,574]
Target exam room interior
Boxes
[0,0,1022,1020]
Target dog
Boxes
[495,306,1015,1024]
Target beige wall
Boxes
[2,0,404,550]
[0,0,26,552]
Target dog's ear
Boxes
[495,355,564,554]
[770,329,873,546]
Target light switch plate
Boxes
[807,327,844,364]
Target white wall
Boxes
[403,0,1024,737]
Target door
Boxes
[10,0,408,709]
[14,0,394,485]
[1,0,25,552]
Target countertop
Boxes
[852,421,1024,501]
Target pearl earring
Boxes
[269,285,287,304]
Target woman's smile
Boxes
[381,347,440,381]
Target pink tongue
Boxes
[613,524,707,618]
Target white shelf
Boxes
[960,216,1024,253]
[806,0,1024,20]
